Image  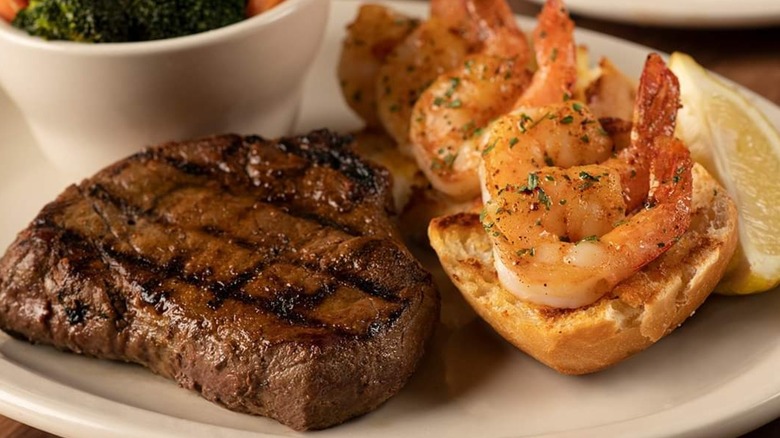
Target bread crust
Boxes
[429,164,738,375]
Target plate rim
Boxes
[526,0,780,28]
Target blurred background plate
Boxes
[526,0,780,27]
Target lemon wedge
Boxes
[669,52,780,295]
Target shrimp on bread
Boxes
[480,54,689,308]
[429,55,739,374]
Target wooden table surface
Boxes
[1,1,779,437]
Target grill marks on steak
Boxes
[38,132,407,336]
[0,130,438,430]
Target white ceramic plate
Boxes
[527,0,780,28]
[1,1,779,437]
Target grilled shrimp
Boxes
[338,5,420,128]
[409,0,574,200]
[479,54,693,308]
[377,0,530,156]
[515,0,577,107]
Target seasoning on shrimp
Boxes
[479,54,693,308]
[409,0,575,200]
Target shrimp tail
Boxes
[648,137,693,232]
[620,53,682,211]
[633,53,681,145]
[515,0,576,107]
[432,0,530,62]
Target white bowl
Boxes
[0,0,331,177]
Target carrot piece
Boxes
[0,0,28,22]
[246,0,284,17]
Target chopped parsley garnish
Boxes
[527,172,539,190]
[509,137,519,148]
[445,77,461,97]
[538,189,551,210]
[443,152,457,167]
[560,115,574,124]
[572,102,583,114]
[516,248,536,257]
[519,112,552,133]
[431,152,458,170]
[579,171,600,181]
[461,120,476,134]
[518,113,533,133]
[578,171,601,190]
[482,140,498,156]
[577,235,600,244]
[673,165,686,184]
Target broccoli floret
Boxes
[12,0,130,43]
[13,0,246,42]
[129,0,245,41]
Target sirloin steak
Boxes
[0,130,438,430]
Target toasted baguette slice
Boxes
[429,164,738,375]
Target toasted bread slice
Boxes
[429,164,738,375]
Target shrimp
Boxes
[377,0,530,156]
[585,58,637,121]
[375,17,471,153]
[338,5,420,128]
[409,0,575,200]
[479,54,693,308]
[429,0,530,60]
[408,55,531,200]
[514,0,577,107]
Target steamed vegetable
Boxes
[12,0,130,42]
[10,0,247,43]
[129,0,245,41]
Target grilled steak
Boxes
[0,130,438,430]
